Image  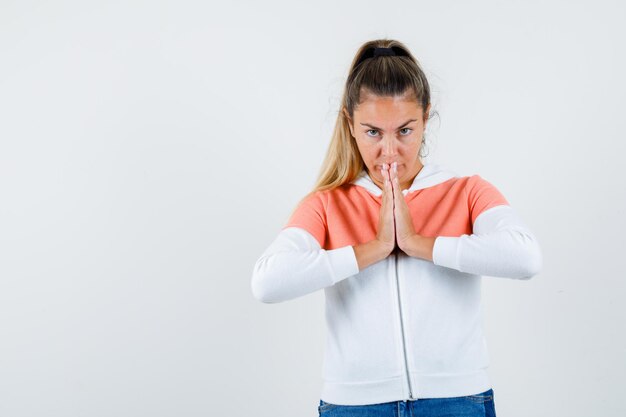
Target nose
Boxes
[381,136,398,159]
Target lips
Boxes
[376,163,402,170]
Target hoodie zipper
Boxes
[394,251,415,400]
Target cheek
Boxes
[400,140,421,154]
[356,143,376,161]
[363,151,378,166]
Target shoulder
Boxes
[282,185,353,248]
[295,184,353,208]
[461,173,510,224]
[295,189,329,211]
[282,190,331,248]
[461,173,507,195]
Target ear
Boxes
[423,103,431,125]
[343,108,354,137]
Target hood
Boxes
[351,162,458,197]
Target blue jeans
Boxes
[318,388,496,416]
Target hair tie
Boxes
[354,46,404,69]
[373,47,396,57]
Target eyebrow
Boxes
[359,119,418,130]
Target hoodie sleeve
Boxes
[432,175,543,279]
[251,227,359,303]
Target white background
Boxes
[1,0,624,416]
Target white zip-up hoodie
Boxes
[251,162,542,405]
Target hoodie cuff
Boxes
[432,236,461,271]
[326,245,360,284]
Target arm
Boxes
[402,235,436,262]
[251,227,359,303]
[425,205,542,279]
[353,239,391,270]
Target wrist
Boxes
[403,234,436,261]
[374,238,394,258]
[354,239,393,271]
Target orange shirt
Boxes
[283,171,510,250]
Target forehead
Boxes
[354,94,422,121]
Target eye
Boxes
[365,128,412,137]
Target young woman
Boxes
[251,39,542,417]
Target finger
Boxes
[382,163,389,184]
[393,161,399,186]
[381,164,388,199]
[380,165,393,237]
[383,165,392,206]
[384,165,396,241]
[393,165,408,216]
[387,165,396,207]
[390,162,400,203]
[380,164,390,217]
[385,163,394,196]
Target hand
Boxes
[375,163,396,255]
[389,161,419,253]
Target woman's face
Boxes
[345,93,430,191]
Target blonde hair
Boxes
[290,39,437,216]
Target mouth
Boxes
[376,163,403,171]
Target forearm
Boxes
[353,239,392,270]
[402,234,436,261]
[433,230,542,278]
[431,206,543,279]
[251,228,359,303]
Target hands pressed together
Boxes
[374,162,436,263]
[376,161,415,254]
[352,162,436,271]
